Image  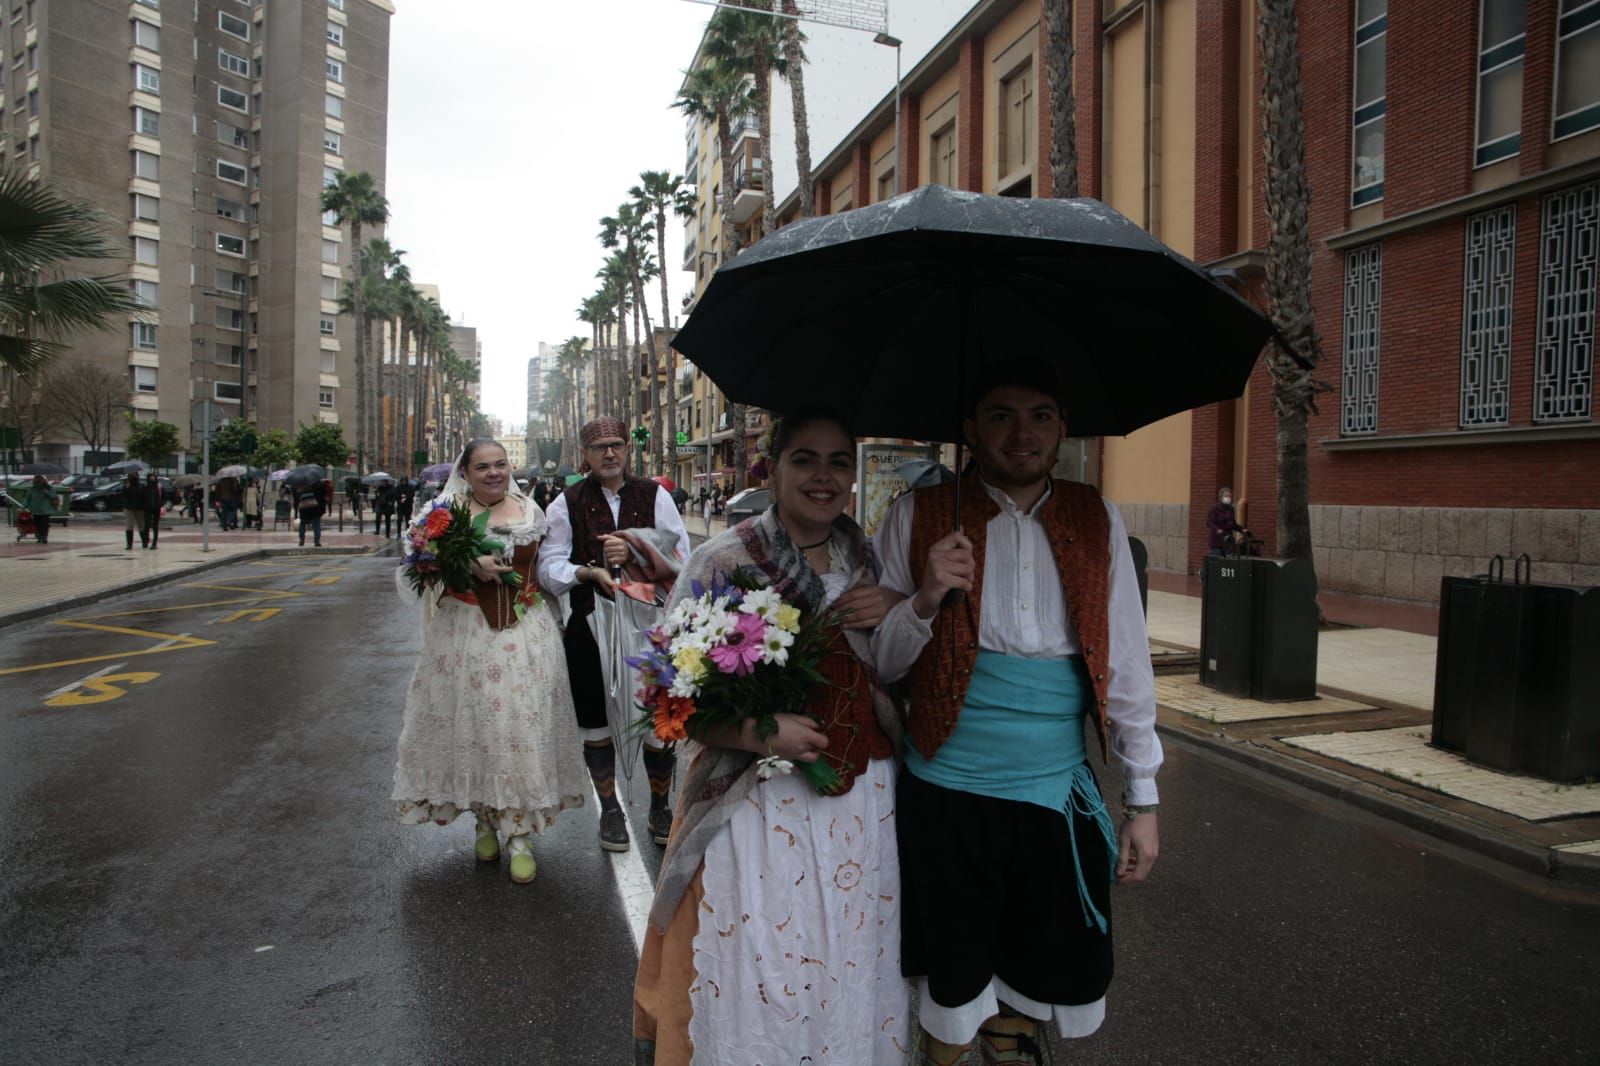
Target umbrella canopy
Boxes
[653,475,677,492]
[512,466,538,482]
[361,472,396,486]
[18,461,66,476]
[555,465,577,478]
[267,468,291,482]
[672,186,1277,442]
[419,462,454,484]
[103,459,149,474]
[897,459,955,489]
[215,464,250,479]
[284,464,325,490]
[173,474,203,489]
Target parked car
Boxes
[724,488,772,526]
[68,478,126,512]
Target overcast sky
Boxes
[386,0,972,431]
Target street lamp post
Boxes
[873,32,903,194]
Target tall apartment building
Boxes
[8,0,392,467]
[527,340,556,430]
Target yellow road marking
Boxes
[45,671,160,706]
[305,575,341,585]
[0,622,215,677]
[217,607,281,624]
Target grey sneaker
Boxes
[647,806,673,846]
[599,807,630,853]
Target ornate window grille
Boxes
[1535,182,1597,422]
[1460,206,1515,426]
[1341,243,1383,435]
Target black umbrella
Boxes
[18,461,66,475]
[672,186,1278,443]
[284,464,325,490]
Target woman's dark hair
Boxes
[457,437,504,470]
[964,357,1067,420]
[769,409,856,463]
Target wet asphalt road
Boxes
[2,554,1598,1065]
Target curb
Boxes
[1159,722,1600,890]
[0,545,378,631]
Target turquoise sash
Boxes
[906,650,1118,932]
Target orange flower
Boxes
[423,508,452,537]
[652,693,694,742]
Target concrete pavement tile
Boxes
[1554,840,1600,855]
[1154,675,1373,723]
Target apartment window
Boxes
[321,208,340,226]
[1352,0,1386,206]
[215,196,245,221]
[132,322,158,350]
[320,275,339,300]
[133,19,159,52]
[133,106,159,137]
[130,279,159,307]
[134,63,160,95]
[325,57,343,83]
[321,238,339,264]
[1460,207,1515,426]
[25,43,34,70]
[218,11,250,41]
[1535,182,1598,421]
[134,0,159,8]
[215,381,243,403]
[215,232,245,257]
[217,121,250,149]
[329,0,346,10]
[931,123,956,187]
[322,129,343,155]
[26,133,35,161]
[1341,243,1382,435]
[133,149,159,180]
[218,86,248,114]
[133,366,158,394]
[215,306,244,331]
[216,343,242,366]
[26,87,36,116]
[323,165,340,188]
[324,93,342,119]
[877,170,895,203]
[319,315,336,336]
[218,48,249,77]
[319,388,335,409]
[215,268,246,293]
[321,350,337,374]
[1555,0,1600,139]
[131,192,159,222]
[133,236,159,265]
[1476,1,1525,166]
[326,24,343,47]
[998,61,1035,181]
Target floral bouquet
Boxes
[629,569,846,794]
[401,498,527,602]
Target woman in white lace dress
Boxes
[392,439,588,884]
[633,413,911,1064]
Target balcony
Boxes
[682,231,698,271]
[730,158,764,224]
[730,112,761,144]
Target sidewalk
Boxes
[0,516,390,627]
[1143,578,1600,885]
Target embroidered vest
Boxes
[446,538,542,632]
[808,623,898,794]
[905,476,1113,762]
[564,474,659,620]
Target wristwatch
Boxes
[1124,803,1159,819]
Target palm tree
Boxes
[598,255,635,429]
[1044,2,1079,197]
[389,270,419,470]
[320,170,389,473]
[776,2,815,218]
[1259,0,1325,563]
[675,63,753,260]
[0,168,145,375]
[632,170,691,473]
[603,202,668,475]
[360,239,404,468]
[704,5,786,238]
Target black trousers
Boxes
[33,513,50,542]
[562,608,610,731]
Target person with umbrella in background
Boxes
[122,470,147,549]
[373,480,395,538]
[288,467,328,547]
[17,474,62,544]
[242,478,262,531]
[536,416,690,853]
[395,477,416,536]
[141,471,164,549]
[871,359,1162,1064]
[213,475,239,531]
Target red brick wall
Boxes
[1193,0,1241,261]
[1076,0,1102,200]
[902,93,922,192]
[814,176,832,216]
[1520,1,1557,176]
[957,35,986,191]
[1383,1,1476,215]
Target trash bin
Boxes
[1200,555,1319,700]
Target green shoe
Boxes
[474,818,500,862]
[507,836,536,884]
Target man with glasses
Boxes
[538,417,690,852]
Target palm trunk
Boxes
[1259,0,1323,563]
[717,114,737,256]
[655,207,678,476]
[1045,1,1079,198]
[615,293,629,425]
[351,221,366,472]
[753,14,776,238]
[781,0,814,219]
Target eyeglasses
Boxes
[586,441,625,454]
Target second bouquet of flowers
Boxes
[401,497,522,596]
[629,569,846,794]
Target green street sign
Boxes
[675,431,689,445]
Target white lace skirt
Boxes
[392,596,588,837]
[688,757,911,1064]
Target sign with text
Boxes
[856,442,937,537]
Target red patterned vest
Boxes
[564,474,659,620]
[807,623,897,794]
[905,476,1113,761]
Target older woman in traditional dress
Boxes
[391,438,588,884]
[633,411,911,1064]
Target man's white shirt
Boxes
[536,482,692,596]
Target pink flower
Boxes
[707,612,767,676]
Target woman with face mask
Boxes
[1207,486,1242,558]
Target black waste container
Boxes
[1518,584,1600,781]
[1200,556,1318,700]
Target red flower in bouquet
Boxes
[651,692,694,742]
[422,507,452,538]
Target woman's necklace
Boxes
[470,491,504,512]
[795,534,830,551]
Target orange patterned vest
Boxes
[807,624,897,794]
[905,476,1113,761]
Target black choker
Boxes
[795,535,830,551]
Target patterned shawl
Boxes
[647,505,902,931]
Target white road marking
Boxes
[45,662,127,700]
[595,781,655,954]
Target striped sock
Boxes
[582,739,620,811]
[643,745,675,813]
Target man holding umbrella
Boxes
[873,359,1162,1063]
[536,416,690,853]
